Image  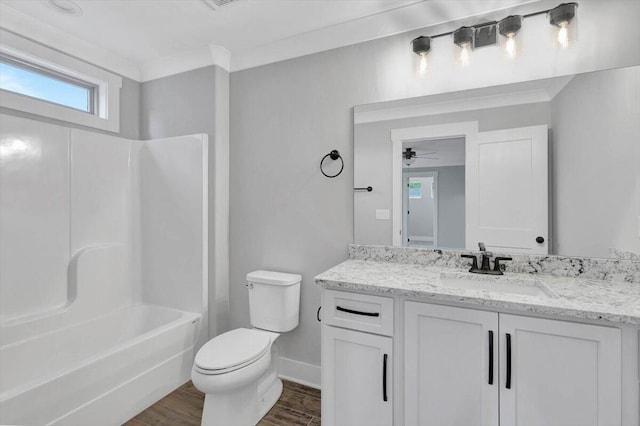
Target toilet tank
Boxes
[247,270,301,332]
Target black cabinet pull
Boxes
[336,306,380,317]
[488,330,494,385]
[382,353,388,402]
[506,333,512,389]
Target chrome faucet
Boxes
[461,242,512,275]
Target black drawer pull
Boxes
[382,353,388,402]
[506,333,512,389]
[488,330,494,385]
[336,306,380,317]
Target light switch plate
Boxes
[376,209,390,220]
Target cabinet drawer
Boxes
[323,289,393,336]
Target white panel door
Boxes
[466,125,548,254]
[322,325,392,426]
[499,314,622,426]
[404,302,499,426]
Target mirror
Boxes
[354,65,640,259]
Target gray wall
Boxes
[436,166,465,249]
[141,65,230,339]
[551,66,640,258]
[1,75,140,140]
[230,0,640,372]
[230,52,359,368]
[354,102,551,246]
[141,67,215,140]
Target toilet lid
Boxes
[195,328,271,371]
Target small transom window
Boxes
[0,53,97,114]
[0,29,121,132]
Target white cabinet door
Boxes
[466,125,548,254]
[322,325,393,426]
[404,302,499,426]
[499,314,622,426]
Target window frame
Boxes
[0,29,122,132]
[1,53,99,114]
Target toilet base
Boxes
[200,375,282,426]
[257,373,283,420]
[199,338,283,426]
[201,381,257,426]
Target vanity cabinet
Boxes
[404,302,622,426]
[322,326,393,426]
[321,290,394,426]
[404,303,499,426]
[499,313,621,425]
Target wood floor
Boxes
[123,380,321,426]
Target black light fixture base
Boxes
[411,36,432,55]
[498,15,523,36]
[549,2,578,26]
[453,26,474,47]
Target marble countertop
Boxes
[315,260,640,326]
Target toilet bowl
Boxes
[192,328,282,426]
[192,270,301,426]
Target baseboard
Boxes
[278,356,321,390]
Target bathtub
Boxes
[0,304,201,426]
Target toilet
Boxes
[192,270,301,426]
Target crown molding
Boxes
[229,0,536,72]
[0,0,537,80]
[139,44,230,82]
[210,45,231,72]
[0,1,230,83]
[354,75,574,124]
[0,3,141,81]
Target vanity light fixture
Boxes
[548,3,578,49]
[410,2,578,75]
[411,36,432,76]
[498,15,523,59]
[453,27,474,67]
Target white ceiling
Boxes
[0,0,533,81]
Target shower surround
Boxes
[0,114,208,425]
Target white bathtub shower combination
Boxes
[0,114,208,425]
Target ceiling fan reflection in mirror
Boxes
[403,147,438,166]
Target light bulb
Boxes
[557,22,569,49]
[418,53,428,76]
[505,34,517,58]
[459,43,471,67]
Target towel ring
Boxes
[320,150,344,178]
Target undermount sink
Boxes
[438,272,556,298]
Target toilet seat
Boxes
[195,328,271,375]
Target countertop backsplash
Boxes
[349,245,640,283]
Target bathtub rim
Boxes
[0,303,201,402]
